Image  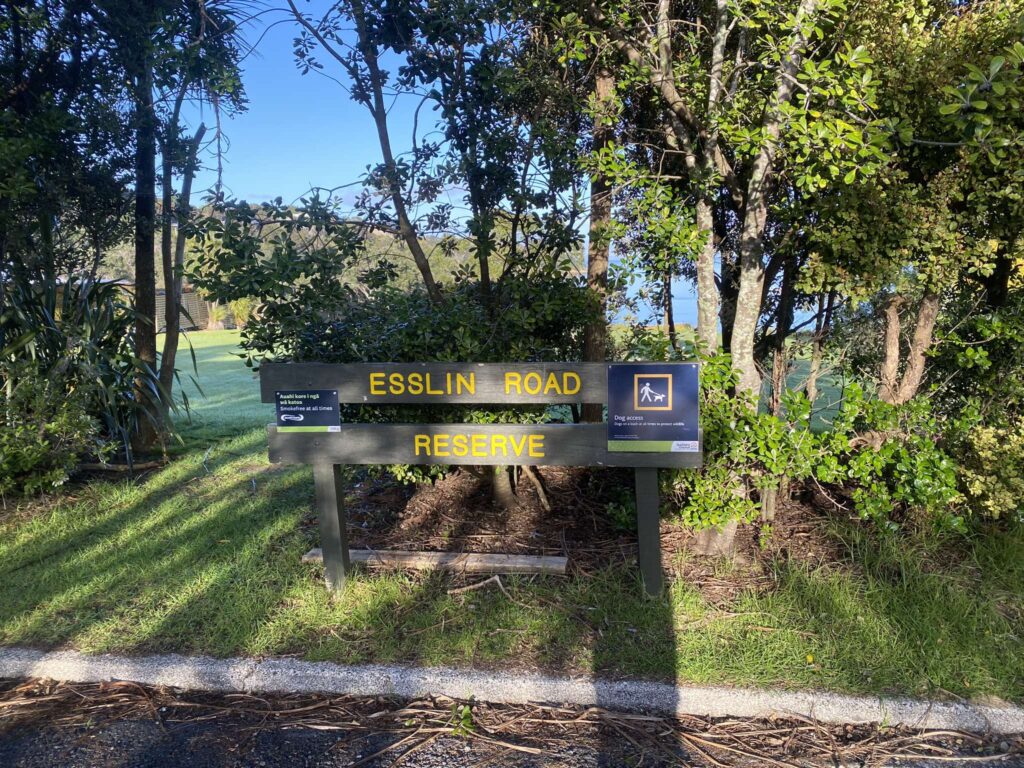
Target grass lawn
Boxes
[171,329,272,440]
[1,330,1021,703]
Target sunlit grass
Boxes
[0,330,1020,702]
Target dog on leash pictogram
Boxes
[633,374,673,411]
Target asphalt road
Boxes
[4,715,1024,768]
[0,716,688,768]
[2,677,1022,768]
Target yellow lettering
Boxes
[457,373,475,395]
[407,372,424,395]
[388,373,405,395]
[369,372,386,395]
[543,372,561,395]
[505,372,522,395]
[425,373,443,395]
[563,372,581,395]
[415,431,545,460]
[524,372,542,395]
[528,434,545,458]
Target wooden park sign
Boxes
[261,362,702,596]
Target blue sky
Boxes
[186,6,700,326]
[189,7,388,204]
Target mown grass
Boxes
[0,331,1020,702]
[170,329,272,441]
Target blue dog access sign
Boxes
[607,363,699,452]
[275,389,341,433]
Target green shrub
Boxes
[0,364,105,496]
[188,197,597,485]
[654,352,963,532]
[662,354,836,529]
[835,390,964,531]
[0,274,167,453]
[950,417,1024,523]
[207,303,228,328]
[228,297,256,328]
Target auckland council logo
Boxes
[634,374,673,411]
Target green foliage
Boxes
[0,363,105,496]
[269,276,592,487]
[190,196,594,370]
[948,417,1024,524]
[650,351,963,532]
[189,194,595,484]
[664,354,829,529]
[207,303,228,326]
[188,196,363,361]
[227,297,256,329]
[292,0,586,293]
[449,702,475,737]
[0,274,167,454]
[932,294,1024,419]
[604,483,637,533]
[0,2,134,280]
[835,393,964,531]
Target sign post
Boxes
[606,363,700,596]
[263,362,701,597]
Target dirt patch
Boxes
[301,467,856,606]
[327,467,633,565]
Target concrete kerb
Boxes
[2,646,1022,735]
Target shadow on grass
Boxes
[1,420,1021,709]
[769,524,1024,698]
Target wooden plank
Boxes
[260,361,612,404]
[634,467,664,597]
[268,423,702,468]
[302,548,568,575]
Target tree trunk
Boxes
[804,292,833,404]
[695,199,718,353]
[982,251,1011,309]
[729,0,818,398]
[894,291,940,404]
[582,70,614,423]
[492,466,517,510]
[664,270,678,352]
[132,57,159,452]
[345,0,442,305]
[897,292,942,405]
[158,124,206,402]
[730,240,765,397]
[878,295,904,404]
[694,520,738,556]
[806,339,822,405]
[719,249,738,353]
[769,256,796,416]
[878,291,940,405]
[694,0,728,354]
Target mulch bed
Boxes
[1,679,1019,767]
[300,467,855,605]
